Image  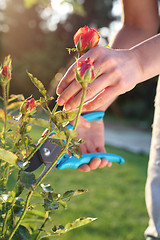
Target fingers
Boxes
[57,79,82,107]
[77,157,112,172]
[62,70,118,110]
[56,47,99,96]
[77,146,112,172]
[83,85,119,111]
[56,62,77,95]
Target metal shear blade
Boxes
[25,138,63,182]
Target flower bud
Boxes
[74,26,100,55]
[0,65,11,83]
[76,58,95,87]
[21,98,36,115]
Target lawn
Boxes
[42,145,149,240]
[6,126,149,240]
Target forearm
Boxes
[131,34,160,83]
[97,26,159,112]
[110,24,158,49]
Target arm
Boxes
[56,0,159,172]
[57,0,159,112]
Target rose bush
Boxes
[0,55,96,240]
[0,25,101,239]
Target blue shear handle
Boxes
[67,111,105,130]
[57,152,125,170]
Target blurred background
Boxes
[2,1,160,239]
[0,0,159,126]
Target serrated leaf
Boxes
[7,101,23,110]
[13,198,25,217]
[14,181,24,197]
[52,217,97,235]
[12,225,31,240]
[28,72,47,98]
[57,199,67,209]
[43,199,59,211]
[25,209,45,219]
[52,110,77,124]
[19,171,36,190]
[62,189,88,201]
[0,148,17,166]
[8,94,25,103]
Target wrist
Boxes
[130,35,160,82]
[129,48,145,84]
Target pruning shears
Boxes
[25,111,125,182]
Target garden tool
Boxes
[25,111,125,182]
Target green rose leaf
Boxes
[0,148,17,166]
[43,199,59,211]
[62,189,88,201]
[52,110,77,124]
[52,217,97,235]
[27,72,47,98]
[19,171,36,190]
[13,198,25,217]
[57,199,67,209]
[7,101,23,110]
[25,209,45,219]
[12,225,31,240]
[14,181,24,197]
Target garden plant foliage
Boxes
[0,55,96,239]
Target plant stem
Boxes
[8,190,33,240]
[73,86,87,131]
[2,209,10,238]
[34,211,49,240]
[51,102,58,115]
[2,83,7,149]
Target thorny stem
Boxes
[34,211,49,240]
[2,210,10,238]
[7,90,86,239]
[73,86,87,131]
[2,83,7,149]
[51,102,58,115]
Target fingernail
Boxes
[64,103,72,111]
[56,87,62,95]
[57,97,65,106]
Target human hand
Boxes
[74,117,112,172]
[57,46,143,111]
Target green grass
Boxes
[6,126,149,240]
[42,146,148,240]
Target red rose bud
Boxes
[74,26,100,55]
[24,98,36,114]
[76,58,95,87]
[1,65,11,81]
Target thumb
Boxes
[70,116,91,128]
